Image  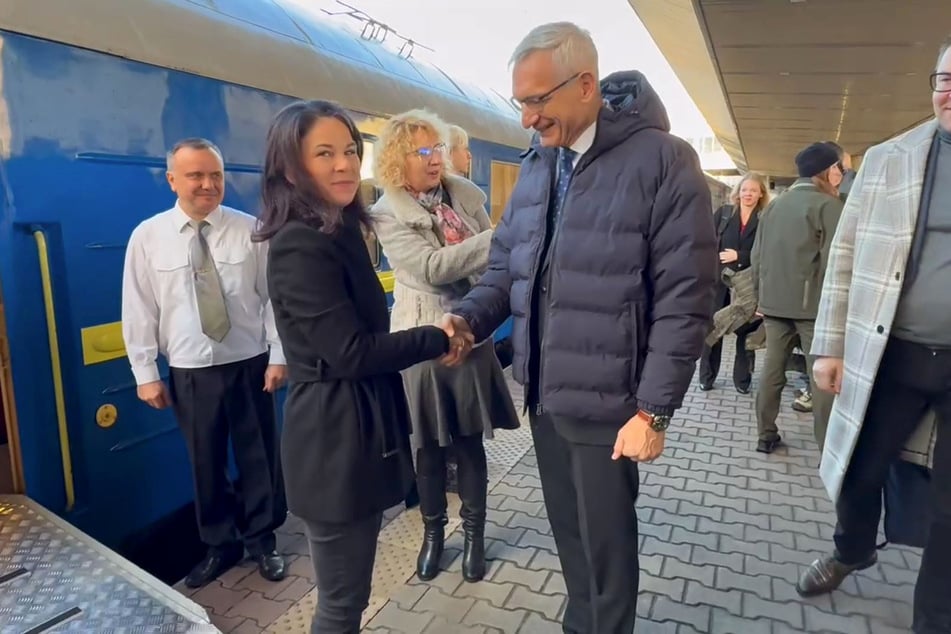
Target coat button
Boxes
[895,272,901,280]
[877,325,885,334]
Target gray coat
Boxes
[371,174,493,335]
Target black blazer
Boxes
[714,203,759,272]
[267,213,448,523]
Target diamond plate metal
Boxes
[0,495,217,633]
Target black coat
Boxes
[713,203,760,306]
[267,213,448,523]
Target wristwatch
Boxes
[638,409,671,432]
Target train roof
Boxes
[0,0,532,149]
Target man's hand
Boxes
[264,364,287,392]
[719,248,739,264]
[137,380,171,409]
[813,357,844,394]
[438,314,474,367]
[612,412,666,462]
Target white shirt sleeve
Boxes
[121,228,162,384]
[253,237,285,365]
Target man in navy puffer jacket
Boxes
[445,22,717,633]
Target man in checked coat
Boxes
[797,36,951,634]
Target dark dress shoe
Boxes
[756,437,783,454]
[185,547,244,588]
[735,384,751,394]
[796,553,877,597]
[256,551,287,581]
[699,382,714,391]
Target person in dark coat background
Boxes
[442,22,717,633]
[253,100,468,634]
[698,171,770,394]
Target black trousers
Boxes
[169,353,286,556]
[698,284,756,390]
[416,434,487,522]
[304,513,382,634]
[530,411,640,634]
[833,337,951,634]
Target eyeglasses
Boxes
[930,72,951,93]
[408,143,446,160]
[511,73,581,112]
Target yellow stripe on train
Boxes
[79,271,397,366]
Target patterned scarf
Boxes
[410,182,476,308]
[412,184,474,246]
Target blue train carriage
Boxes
[0,0,529,586]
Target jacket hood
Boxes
[527,70,671,158]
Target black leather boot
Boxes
[461,516,486,582]
[416,513,446,581]
[456,439,488,583]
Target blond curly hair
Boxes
[373,108,450,191]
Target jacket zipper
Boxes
[525,155,554,416]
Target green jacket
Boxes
[751,179,844,320]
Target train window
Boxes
[359,138,382,268]
[489,161,521,225]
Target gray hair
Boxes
[448,124,468,150]
[509,22,599,78]
[938,34,951,69]
[166,137,223,171]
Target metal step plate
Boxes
[0,495,218,633]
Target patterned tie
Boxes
[552,147,577,226]
[189,220,231,342]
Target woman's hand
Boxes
[437,315,474,366]
[719,249,739,264]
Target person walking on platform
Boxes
[442,22,718,633]
[370,110,520,584]
[798,37,951,634]
[698,172,769,394]
[257,100,468,633]
[750,142,843,453]
[121,138,288,588]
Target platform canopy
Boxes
[629,0,948,178]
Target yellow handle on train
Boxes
[33,229,76,512]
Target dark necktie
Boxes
[552,147,577,225]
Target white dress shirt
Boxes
[121,203,284,385]
[569,121,597,168]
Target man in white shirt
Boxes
[122,138,287,588]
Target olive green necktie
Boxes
[189,220,231,342]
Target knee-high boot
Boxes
[455,437,488,582]
[415,446,447,581]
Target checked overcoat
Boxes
[812,118,939,503]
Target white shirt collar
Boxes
[568,121,597,165]
[172,202,224,233]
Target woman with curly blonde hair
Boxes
[370,109,520,583]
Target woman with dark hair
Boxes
[255,99,469,633]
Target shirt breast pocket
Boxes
[212,245,252,297]
[152,252,191,304]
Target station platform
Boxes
[174,342,920,633]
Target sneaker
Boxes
[792,390,813,413]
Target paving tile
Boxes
[224,590,294,628]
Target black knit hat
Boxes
[795,142,840,178]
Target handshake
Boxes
[437,314,475,367]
